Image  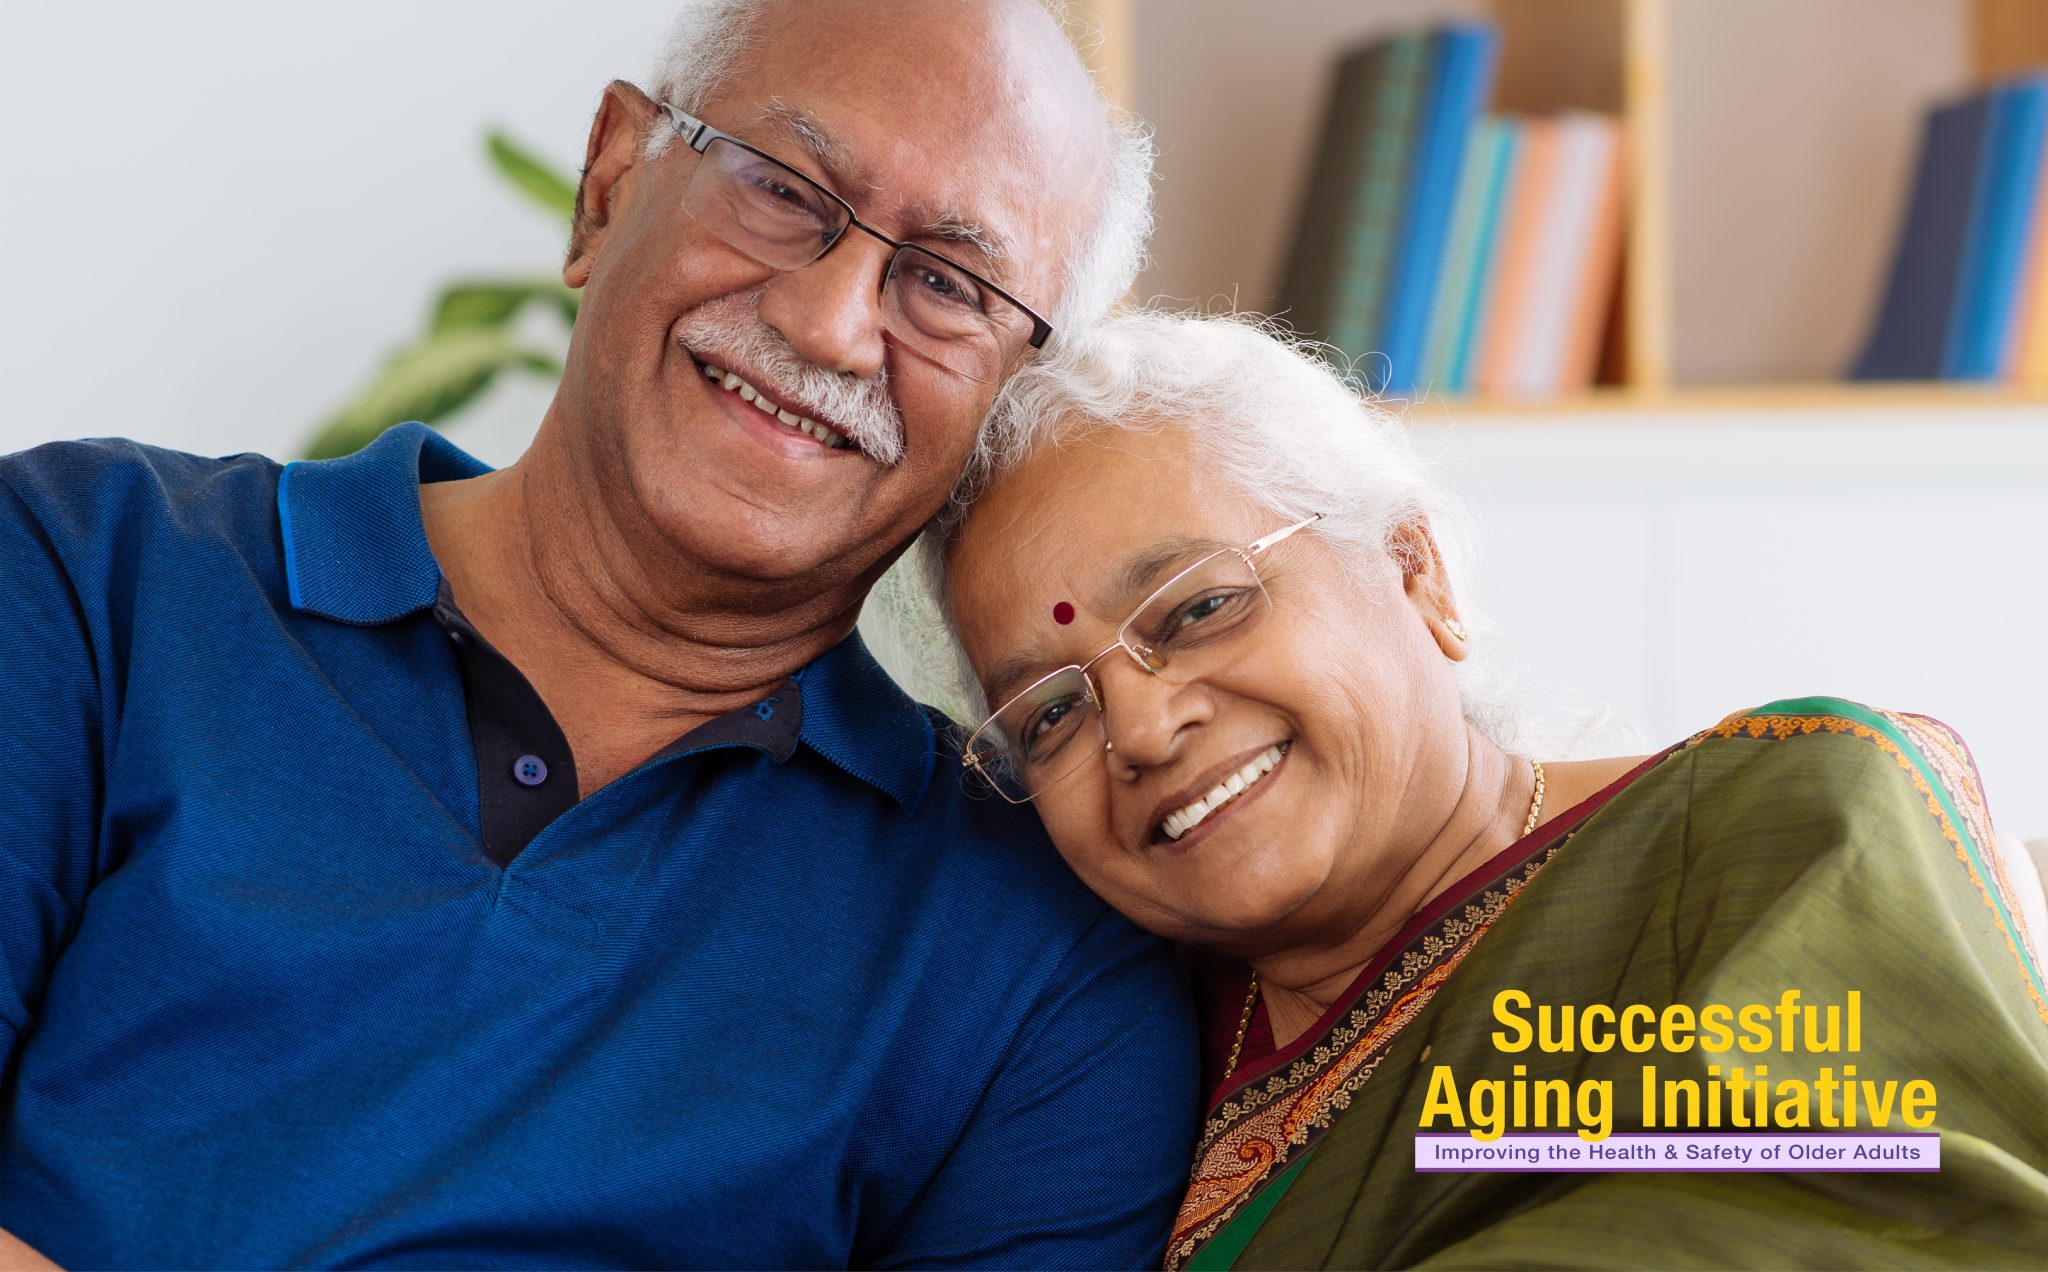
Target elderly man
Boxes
[0,0,1196,1266]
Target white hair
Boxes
[643,0,772,132]
[973,95,1155,496]
[867,310,1529,747]
[635,0,1157,485]
[1034,0,1157,334]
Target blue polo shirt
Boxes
[0,424,1198,1269]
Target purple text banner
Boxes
[1415,1133,1939,1172]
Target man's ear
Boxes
[564,80,659,288]
[1392,517,1469,661]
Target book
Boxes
[1377,25,1501,394]
[2006,138,2048,382]
[1273,44,1385,351]
[1944,75,2048,380]
[1854,96,1993,380]
[1420,117,1509,394]
[1556,117,1628,393]
[2011,125,2048,385]
[1320,32,1431,368]
[1473,118,1561,396]
[1446,121,1520,393]
[1499,114,1621,398]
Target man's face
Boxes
[560,0,1103,592]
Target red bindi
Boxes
[1052,601,1075,626]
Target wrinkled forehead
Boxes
[712,0,1109,299]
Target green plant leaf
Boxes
[430,279,582,334]
[305,129,584,460]
[487,131,578,219]
[303,328,562,459]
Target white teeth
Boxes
[703,363,855,451]
[1161,744,1286,841]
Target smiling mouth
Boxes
[1159,743,1288,842]
[697,359,856,451]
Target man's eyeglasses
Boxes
[963,514,1323,803]
[659,102,1053,384]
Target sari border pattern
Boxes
[1165,840,1564,1270]
[1690,702,2047,1026]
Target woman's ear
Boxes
[564,81,659,288]
[1392,518,1469,662]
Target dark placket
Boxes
[431,583,579,867]
[429,581,803,866]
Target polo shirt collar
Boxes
[795,632,937,815]
[279,421,489,626]
[278,421,935,813]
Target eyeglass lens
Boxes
[683,136,1034,382]
[969,549,1275,802]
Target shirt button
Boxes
[513,755,549,787]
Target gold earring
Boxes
[1444,616,1468,641]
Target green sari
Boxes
[1170,698,2048,1269]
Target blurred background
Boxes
[3,0,2044,832]
[0,0,679,468]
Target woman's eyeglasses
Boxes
[963,514,1323,803]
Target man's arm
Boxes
[0,469,104,1069]
[875,911,1200,1270]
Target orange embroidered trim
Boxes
[1691,710,2048,1028]
[1883,711,2032,960]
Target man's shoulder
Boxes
[1,439,295,656]
[1,437,283,548]
[901,708,1103,878]
[880,704,1148,940]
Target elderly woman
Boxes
[906,312,2048,1268]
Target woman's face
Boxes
[947,423,1473,958]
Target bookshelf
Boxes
[1070,0,2048,411]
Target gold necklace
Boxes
[1224,971,1259,1078]
[1223,759,1547,1081]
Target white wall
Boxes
[0,0,685,468]
[1421,404,2048,837]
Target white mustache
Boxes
[675,292,906,466]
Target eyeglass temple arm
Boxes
[660,102,709,148]
[1245,512,1324,558]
